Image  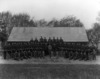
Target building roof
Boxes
[7,27,88,42]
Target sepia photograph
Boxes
[0,0,100,79]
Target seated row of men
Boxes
[5,47,96,61]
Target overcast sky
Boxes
[0,0,100,29]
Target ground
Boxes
[0,64,100,79]
[0,56,100,79]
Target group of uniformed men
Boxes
[4,36,96,60]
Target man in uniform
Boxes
[56,49,59,59]
[74,50,78,60]
[41,49,45,58]
[4,50,7,59]
[69,50,73,60]
[60,37,63,44]
[91,49,96,60]
[65,49,68,58]
[17,50,20,60]
[85,50,89,60]
[40,36,43,43]
[28,50,32,58]
[79,51,83,60]
[23,50,27,59]
[14,51,18,60]
[31,49,34,57]
[48,44,52,58]
[34,50,37,58]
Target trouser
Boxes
[16,52,20,60]
[84,54,87,60]
[42,51,45,58]
[28,52,32,58]
[14,52,19,60]
[85,53,89,60]
[38,51,42,58]
[20,52,25,60]
[69,52,73,59]
[31,51,34,57]
[56,51,59,58]
[74,52,78,60]
[50,51,52,58]
[93,54,96,60]
[4,51,7,59]
[34,52,37,58]
[24,52,27,59]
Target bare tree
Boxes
[36,19,47,27]
[58,16,83,27]
[87,23,100,48]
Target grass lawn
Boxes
[0,64,100,79]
